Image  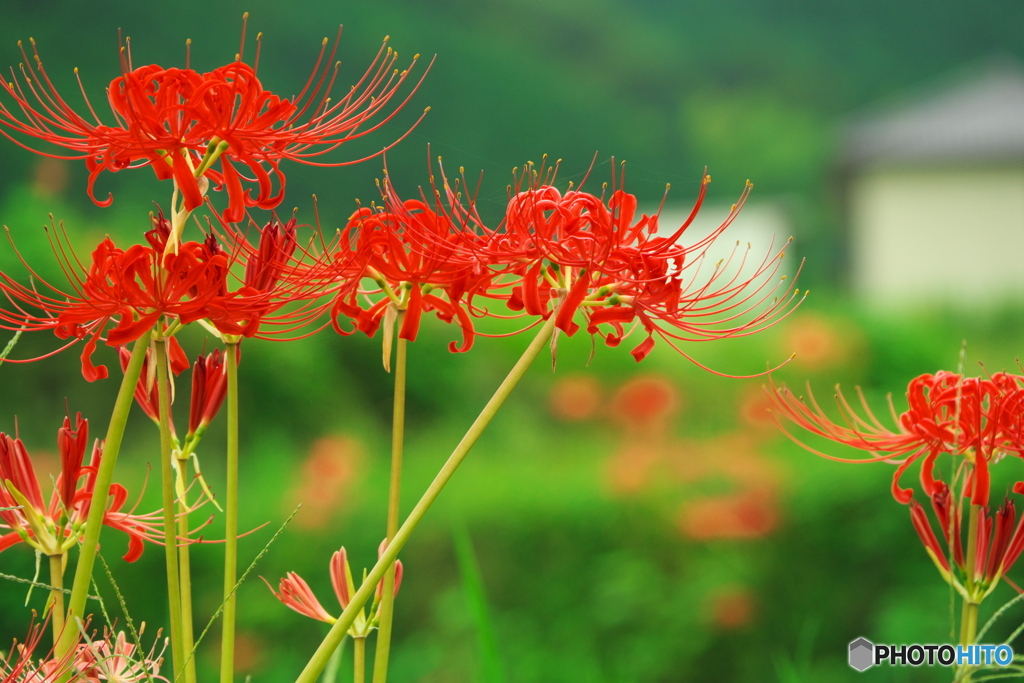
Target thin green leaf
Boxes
[319,637,348,683]
[977,591,1024,643]
[0,327,23,364]
[185,506,300,672]
[453,524,505,683]
[0,571,95,598]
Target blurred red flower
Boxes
[610,374,680,429]
[676,489,779,541]
[708,586,756,629]
[287,436,363,530]
[548,375,602,421]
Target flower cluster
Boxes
[1,163,801,380]
[269,543,403,637]
[332,160,803,363]
[2,623,166,683]
[0,19,806,683]
[771,371,1024,504]
[0,212,334,380]
[771,371,1024,598]
[0,413,163,561]
[0,19,428,221]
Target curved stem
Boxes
[57,334,150,662]
[373,315,408,683]
[156,338,186,683]
[48,554,65,647]
[220,341,241,683]
[295,315,557,683]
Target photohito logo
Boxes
[848,638,1014,671]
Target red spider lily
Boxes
[268,543,403,636]
[204,217,342,340]
[187,348,230,437]
[73,629,168,683]
[1,615,75,683]
[769,371,1024,505]
[417,159,802,364]
[117,340,233,445]
[0,19,430,222]
[0,220,230,381]
[331,181,495,353]
[117,337,190,427]
[909,484,1024,601]
[0,212,337,379]
[0,414,165,561]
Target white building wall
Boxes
[850,165,1024,306]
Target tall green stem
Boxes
[176,460,198,683]
[156,338,187,682]
[353,637,366,683]
[964,503,980,595]
[220,341,241,683]
[48,554,65,646]
[958,503,981,682]
[960,599,979,646]
[295,316,557,683]
[57,334,150,661]
[373,317,408,683]
[959,599,979,682]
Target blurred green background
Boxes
[2,0,1024,681]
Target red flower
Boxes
[421,159,802,364]
[206,217,341,340]
[117,337,190,428]
[909,484,1024,601]
[770,371,1024,505]
[269,543,403,635]
[1,213,337,379]
[331,180,495,352]
[72,629,168,682]
[0,19,429,221]
[0,414,165,561]
[0,219,230,381]
[0,616,73,683]
[188,349,230,436]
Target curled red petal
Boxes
[81,337,109,382]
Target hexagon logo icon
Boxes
[849,637,874,671]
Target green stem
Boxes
[959,502,981,682]
[57,334,150,661]
[960,599,979,646]
[177,457,198,683]
[353,637,366,683]
[965,503,980,595]
[156,338,186,683]
[373,317,408,683]
[220,342,241,683]
[48,554,65,646]
[295,316,557,683]
[959,599,980,682]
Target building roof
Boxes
[840,59,1024,167]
